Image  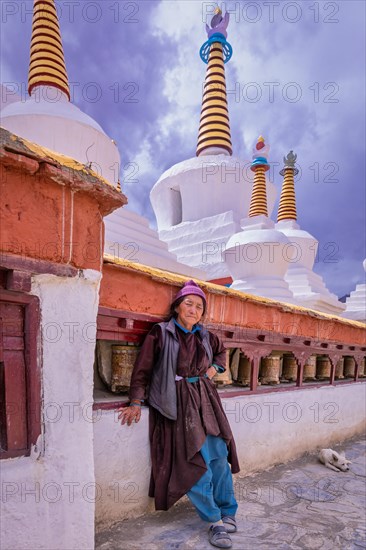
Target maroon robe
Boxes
[129,322,240,510]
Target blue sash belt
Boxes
[176,375,208,383]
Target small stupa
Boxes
[275,151,345,315]
[224,137,294,303]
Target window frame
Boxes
[0,289,41,459]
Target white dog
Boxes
[319,449,352,472]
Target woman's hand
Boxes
[206,366,217,380]
[118,404,142,426]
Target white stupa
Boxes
[275,151,345,315]
[150,10,276,283]
[342,259,366,321]
[0,0,119,186]
[224,137,295,303]
[0,0,203,278]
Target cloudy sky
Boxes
[1,0,365,298]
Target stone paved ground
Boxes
[96,437,366,550]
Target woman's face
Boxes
[175,294,204,331]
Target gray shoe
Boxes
[208,525,232,549]
[222,516,237,533]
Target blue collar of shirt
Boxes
[174,319,201,334]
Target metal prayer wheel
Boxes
[214,349,233,386]
[335,358,344,379]
[229,348,240,381]
[260,355,280,385]
[316,355,331,380]
[111,345,139,393]
[281,354,298,382]
[237,354,251,386]
[344,356,356,378]
[303,355,316,381]
[359,358,366,377]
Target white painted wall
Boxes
[225,383,366,473]
[104,208,206,279]
[1,270,101,550]
[93,406,154,529]
[158,210,242,280]
[93,382,366,527]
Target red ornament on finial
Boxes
[256,135,265,150]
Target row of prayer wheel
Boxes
[108,345,365,392]
[258,354,365,385]
[223,350,366,387]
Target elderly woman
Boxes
[119,280,240,549]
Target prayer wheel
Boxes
[229,348,240,381]
[335,358,344,379]
[260,355,280,385]
[303,355,316,381]
[359,358,366,377]
[316,355,331,380]
[344,356,356,378]
[281,354,298,382]
[111,345,139,392]
[237,354,251,386]
[214,349,233,386]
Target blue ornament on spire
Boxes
[200,9,233,64]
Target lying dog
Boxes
[319,449,352,472]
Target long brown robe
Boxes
[129,322,240,510]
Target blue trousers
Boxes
[187,435,238,523]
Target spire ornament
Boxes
[200,9,233,64]
[277,150,298,222]
[280,150,298,173]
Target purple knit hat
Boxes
[174,280,206,307]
